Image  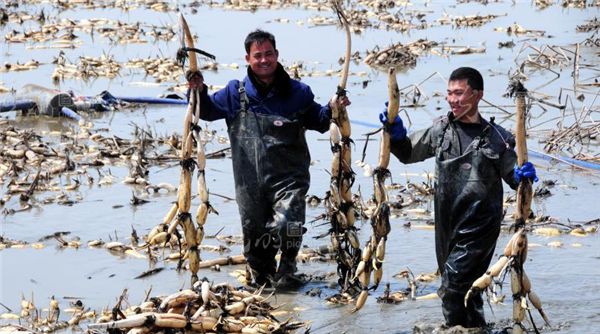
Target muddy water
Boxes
[1,1,600,333]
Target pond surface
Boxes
[1,1,599,333]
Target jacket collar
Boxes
[246,62,291,98]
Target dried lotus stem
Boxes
[326,0,361,304]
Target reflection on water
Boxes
[1,1,599,333]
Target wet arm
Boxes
[198,81,239,122]
[301,86,332,133]
[390,127,436,164]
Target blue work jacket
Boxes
[199,73,332,133]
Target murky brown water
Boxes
[1,1,599,333]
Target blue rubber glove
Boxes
[514,161,538,183]
[379,105,407,142]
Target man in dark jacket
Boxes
[198,30,349,288]
[380,67,537,328]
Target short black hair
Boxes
[244,30,276,54]
[449,67,484,91]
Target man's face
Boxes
[446,79,483,120]
[245,40,278,83]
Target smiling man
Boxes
[378,67,537,329]
[446,74,483,123]
[197,30,349,289]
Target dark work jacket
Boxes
[391,113,518,293]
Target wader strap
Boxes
[436,113,453,154]
[238,80,249,113]
[487,116,511,149]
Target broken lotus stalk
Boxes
[354,68,399,312]
[154,13,213,286]
[509,82,549,333]
[87,283,303,334]
[326,0,361,303]
[465,81,549,332]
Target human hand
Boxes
[186,70,204,90]
[379,103,406,141]
[329,94,351,110]
[514,161,538,183]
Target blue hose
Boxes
[528,150,600,171]
[60,106,81,121]
[117,96,188,105]
[350,119,380,129]
[0,100,37,112]
[84,91,188,110]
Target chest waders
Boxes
[434,119,505,328]
[227,81,310,285]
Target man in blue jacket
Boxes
[380,67,537,329]
[198,30,349,288]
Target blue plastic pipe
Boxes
[0,100,37,112]
[60,106,81,121]
[82,92,188,110]
[528,150,600,171]
[117,96,188,105]
[350,119,380,129]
